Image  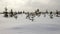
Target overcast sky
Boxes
[0,0,60,11]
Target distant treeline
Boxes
[0,7,60,21]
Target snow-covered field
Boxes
[0,15,60,34]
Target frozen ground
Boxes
[0,15,60,34]
[0,23,60,34]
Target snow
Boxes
[0,15,60,34]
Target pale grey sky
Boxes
[0,0,60,11]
